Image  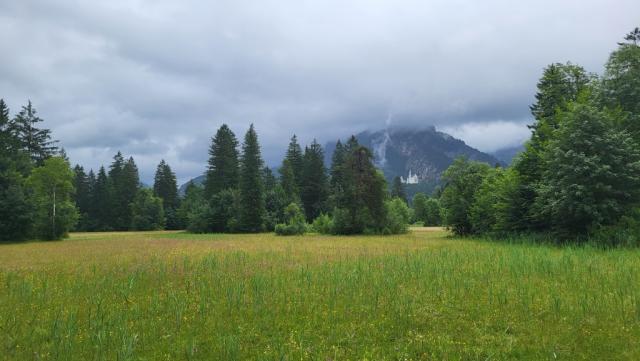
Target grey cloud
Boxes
[1,0,639,184]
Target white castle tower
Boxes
[400,169,419,184]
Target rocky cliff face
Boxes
[325,126,502,182]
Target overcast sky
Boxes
[1,1,638,184]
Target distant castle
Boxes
[400,169,419,184]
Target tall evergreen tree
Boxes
[72,165,92,231]
[601,28,640,137]
[107,152,139,230]
[11,101,58,165]
[93,166,112,230]
[279,158,299,205]
[332,142,387,234]
[390,176,407,203]
[153,160,180,229]
[285,135,304,188]
[300,139,328,221]
[237,124,265,232]
[205,124,239,199]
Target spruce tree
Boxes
[121,157,140,230]
[237,124,265,232]
[285,135,304,188]
[279,158,299,204]
[390,176,407,203]
[153,160,180,229]
[93,166,112,230]
[300,139,328,221]
[205,124,239,199]
[72,165,92,231]
[11,100,58,165]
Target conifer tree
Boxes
[153,160,180,229]
[300,139,328,221]
[11,101,58,165]
[93,166,112,230]
[205,124,239,199]
[390,176,407,203]
[72,165,92,231]
[279,158,299,204]
[285,135,304,188]
[237,124,265,232]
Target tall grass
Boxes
[0,230,639,360]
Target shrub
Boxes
[383,197,411,234]
[274,203,306,236]
[311,213,333,234]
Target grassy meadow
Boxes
[0,228,639,360]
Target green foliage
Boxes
[205,124,239,199]
[209,189,238,232]
[27,157,78,240]
[237,124,265,232]
[300,139,329,221]
[285,135,304,189]
[130,188,165,231]
[382,197,411,234]
[153,160,181,229]
[0,163,33,242]
[601,34,640,132]
[279,158,299,205]
[311,213,333,234]
[331,141,388,234]
[440,157,491,235]
[412,193,442,226]
[535,102,640,238]
[390,176,407,203]
[107,153,140,230]
[274,203,307,236]
[11,100,58,165]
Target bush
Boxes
[311,213,333,234]
[130,188,165,231]
[274,203,306,236]
[186,203,211,233]
[383,197,411,234]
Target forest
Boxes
[1,28,639,245]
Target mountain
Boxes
[325,126,502,184]
[491,144,525,165]
[180,126,502,197]
[178,174,205,195]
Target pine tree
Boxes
[153,160,180,229]
[93,166,112,230]
[11,100,58,165]
[332,143,387,234]
[237,124,265,232]
[300,139,328,221]
[279,158,299,204]
[72,165,92,231]
[121,157,140,230]
[205,124,239,199]
[285,135,304,189]
[390,176,407,203]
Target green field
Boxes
[1,229,639,360]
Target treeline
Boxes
[436,28,640,245]
[72,154,179,232]
[180,125,411,235]
[0,100,76,241]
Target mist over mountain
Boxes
[325,126,502,183]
